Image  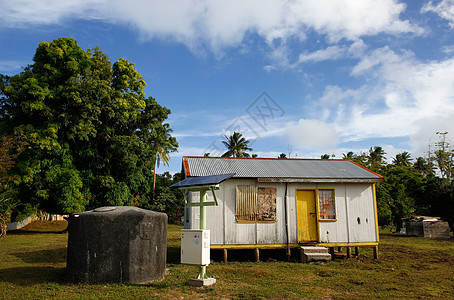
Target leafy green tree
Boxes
[147,172,184,223]
[0,136,25,237]
[422,176,454,228]
[376,165,424,231]
[221,132,252,157]
[278,153,287,158]
[0,38,177,216]
[321,154,330,159]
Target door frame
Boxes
[296,189,320,243]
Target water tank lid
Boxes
[93,206,117,212]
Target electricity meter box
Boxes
[181,229,210,265]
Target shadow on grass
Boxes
[7,230,67,235]
[380,232,453,240]
[0,266,66,286]
[167,246,180,264]
[12,248,67,264]
[210,248,301,263]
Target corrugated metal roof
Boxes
[183,156,383,182]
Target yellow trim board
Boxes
[211,244,300,250]
[318,242,379,247]
[373,183,380,243]
[210,242,379,250]
[236,221,277,224]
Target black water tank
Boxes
[66,206,167,284]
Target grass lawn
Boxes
[1,221,453,299]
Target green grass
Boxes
[1,221,453,299]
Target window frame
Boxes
[317,188,337,222]
[235,185,277,223]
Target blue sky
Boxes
[1,0,454,174]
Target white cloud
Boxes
[266,39,368,71]
[0,0,103,26]
[297,45,347,64]
[316,47,454,157]
[422,0,454,28]
[0,60,28,74]
[285,119,339,150]
[0,0,422,54]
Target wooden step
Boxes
[300,246,329,254]
[300,246,332,263]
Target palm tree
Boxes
[151,125,178,202]
[392,151,412,167]
[152,144,171,202]
[368,146,386,171]
[413,157,435,177]
[221,132,252,157]
[343,151,355,160]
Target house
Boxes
[181,156,383,260]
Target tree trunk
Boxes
[395,219,404,233]
[152,159,157,203]
[0,214,7,238]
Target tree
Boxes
[0,38,178,216]
[342,151,355,160]
[367,146,386,172]
[343,151,368,167]
[0,136,25,237]
[221,132,252,157]
[392,151,412,167]
[147,172,184,223]
[321,154,330,159]
[423,176,454,228]
[432,132,454,179]
[278,153,287,159]
[426,132,454,227]
[152,135,176,202]
[376,165,424,231]
[413,157,435,177]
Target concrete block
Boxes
[300,246,329,254]
[66,206,168,284]
[188,278,216,287]
[302,253,332,263]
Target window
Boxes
[318,189,336,220]
[235,185,276,222]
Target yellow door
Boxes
[296,190,318,242]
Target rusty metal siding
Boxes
[224,179,258,244]
[235,185,258,221]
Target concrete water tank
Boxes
[66,206,167,284]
